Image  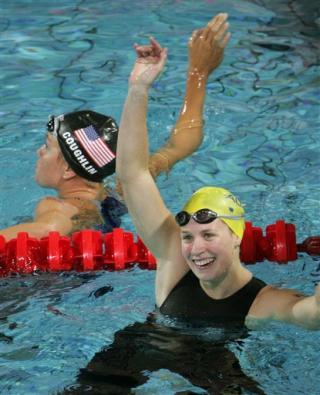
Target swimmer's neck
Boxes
[200,263,252,300]
[57,181,105,201]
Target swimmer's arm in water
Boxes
[0,197,76,240]
[148,13,231,177]
[246,284,320,330]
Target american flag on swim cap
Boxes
[74,125,115,167]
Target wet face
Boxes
[35,134,66,188]
[180,218,240,283]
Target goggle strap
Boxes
[218,215,244,220]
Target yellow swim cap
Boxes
[182,186,245,239]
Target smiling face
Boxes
[35,134,67,188]
[180,218,240,284]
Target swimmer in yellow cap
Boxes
[117,14,320,330]
[178,186,245,239]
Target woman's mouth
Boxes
[192,256,216,268]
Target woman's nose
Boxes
[190,236,206,255]
[37,144,45,157]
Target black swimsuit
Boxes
[61,270,267,395]
[98,195,128,232]
[160,270,266,324]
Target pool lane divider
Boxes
[0,220,319,276]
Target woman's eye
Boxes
[204,233,215,240]
[182,234,193,242]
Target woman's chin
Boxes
[191,260,218,280]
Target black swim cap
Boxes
[47,110,118,182]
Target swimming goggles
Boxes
[175,208,243,227]
[46,115,60,137]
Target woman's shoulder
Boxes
[246,283,305,324]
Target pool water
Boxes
[0,0,319,394]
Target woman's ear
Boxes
[232,233,241,249]
[63,163,77,180]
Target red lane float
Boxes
[0,220,319,276]
[240,220,299,264]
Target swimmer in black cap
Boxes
[1,109,122,240]
[0,19,217,241]
[46,110,118,183]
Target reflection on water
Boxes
[62,320,265,395]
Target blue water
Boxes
[0,0,319,394]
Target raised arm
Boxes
[117,17,232,305]
[116,38,191,305]
[148,13,231,177]
[116,38,175,252]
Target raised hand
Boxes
[129,37,168,88]
[188,13,231,77]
